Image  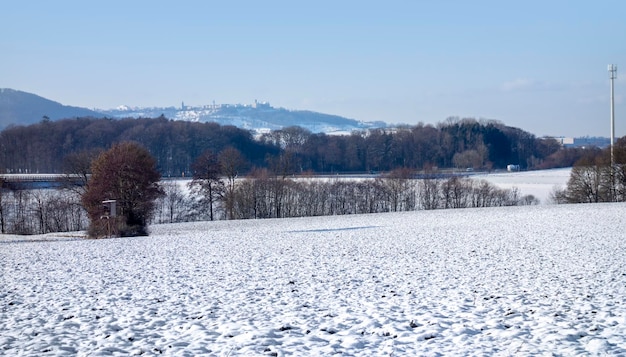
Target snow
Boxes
[474,167,571,203]
[100,105,378,135]
[2,196,626,355]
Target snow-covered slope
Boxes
[101,104,386,134]
[2,203,626,355]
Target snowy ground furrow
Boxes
[2,203,626,355]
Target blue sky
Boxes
[2,0,625,137]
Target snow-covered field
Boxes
[474,167,571,204]
[2,199,626,355]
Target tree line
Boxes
[259,118,566,173]
[191,169,538,221]
[0,143,538,235]
[150,165,539,225]
[4,131,623,235]
[0,187,85,235]
[0,115,614,236]
[0,116,581,176]
[0,116,277,176]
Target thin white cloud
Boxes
[501,78,537,92]
[500,78,566,93]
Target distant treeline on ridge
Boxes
[0,116,588,175]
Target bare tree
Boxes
[62,149,101,195]
[441,176,470,209]
[452,149,484,170]
[379,168,416,212]
[218,147,246,219]
[155,181,189,223]
[231,174,258,219]
[419,177,441,210]
[0,177,5,233]
[189,149,224,221]
[565,155,611,203]
[31,190,48,234]
[266,152,297,218]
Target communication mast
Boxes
[609,64,617,168]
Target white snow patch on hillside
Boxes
[2,203,626,355]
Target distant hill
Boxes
[0,88,104,128]
[101,102,387,134]
[0,89,386,134]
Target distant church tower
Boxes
[181,101,186,110]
